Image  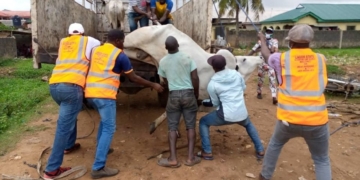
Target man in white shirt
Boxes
[43,23,101,179]
[248,28,278,105]
[197,55,264,161]
[128,0,151,32]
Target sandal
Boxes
[157,158,181,168]
[256,151,265,160]
[196,151,214,160]
[64,143,81,154]
[184,156,201,166]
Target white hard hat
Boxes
[68,23,85,35]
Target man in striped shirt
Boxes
[128,0,151,32]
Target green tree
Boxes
[215,0,265,46]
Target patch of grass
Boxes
[325,93,360,104]
[326,64,346,76]
[0,58,54,134]
[0,97,58,155]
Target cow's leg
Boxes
[149,112,167,134]
[117,19,121,29]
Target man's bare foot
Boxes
[184,156,201,166]
[157,158,181,168]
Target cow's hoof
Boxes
[149,122,156,134]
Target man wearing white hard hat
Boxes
[248,27,279,105]
[44,23,101,179]
[257,24,331,180]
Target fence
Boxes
[0,37,17,58]
[225,30,360,49]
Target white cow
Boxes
[123,24,265,134]
[102,0,126,30]
[124,24,264,100]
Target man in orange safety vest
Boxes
[44,23,101,179]
[257,24,331,180]
[84,29,164,179]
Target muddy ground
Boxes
[0,70,360,180]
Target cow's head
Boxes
[234,55,264,81]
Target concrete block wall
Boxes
[225,30,360,49]
[0,37,17,58]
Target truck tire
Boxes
[158,88,169,108]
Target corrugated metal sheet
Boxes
[0,11,30,19]
[261,4,360,23]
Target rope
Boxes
[1,147,87,180]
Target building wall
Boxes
[226,30,360,49]
[261,16,360,30]
[0,37,17,58]
[31,0,97,68]
[172,0,212,49]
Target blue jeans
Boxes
[45,83,83,172]
[260,121,331,180]
[128,12,149,32]
[199,111,264,153]
[87,98,116,170]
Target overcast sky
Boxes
[2,0,360,21]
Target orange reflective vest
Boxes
[84,43,122,100]
[49,35,89,88]
[277,49,328,126]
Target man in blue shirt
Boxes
[150,0,173,25]
[157,36,201,167]
[197,55,265,161]
[128,0,152,32]
[85,29,164,179]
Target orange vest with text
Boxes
[85,43,122,100]
[49,35,89,88]
[277,49,328,126]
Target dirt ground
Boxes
[1,70,360,180]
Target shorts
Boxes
[166,89,198,131]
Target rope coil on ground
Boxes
[1,105,95,180]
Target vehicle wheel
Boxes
[158,88,169,108]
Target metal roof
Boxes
[261,4,360,24]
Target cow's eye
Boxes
[260,56,263,59]
[243,58,246,62]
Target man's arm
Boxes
[159,0,173,22]
[191,69,199,99]
[86,36,101,60]
[207,82,220,107]
[115,53,164,92]
[129,0,150,16]
[126,71,163,92]
[150,0,157,20]
[146,0,151,15]
[258,33,271,63]
[270,39,279,53]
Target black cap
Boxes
[207,55,226,69]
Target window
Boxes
[346,26,355,31]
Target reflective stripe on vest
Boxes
[277,50,328,126]
[49,36,89,88]
[86,48,120,81]
[85,43,122,100]
[279,52,325,97]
